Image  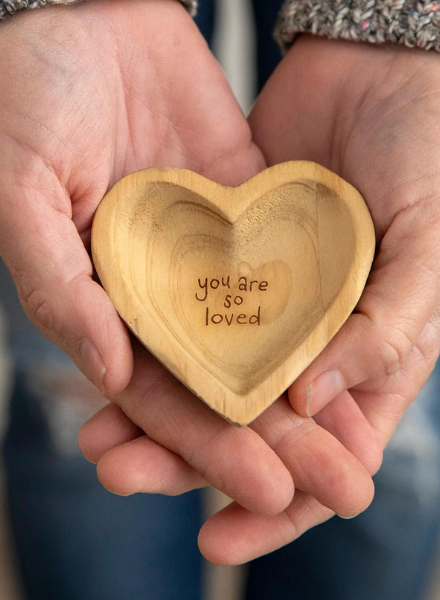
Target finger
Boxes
[112,340,295,517]
[78,402,143,463]
[198,492,333,565]
[250,396,374,518]
[79,401,207,496]
[0,180,133,395]
[353,310,440,447]
[81,390,380,506]
[97,435,207,496]
[313,391,383,476]
[81,393,383,490]
[288,204,440,417]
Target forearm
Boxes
[0,0,198,19]
[275,0,440,53]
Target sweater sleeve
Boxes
[274,0,440,54]
[0,0,198,20]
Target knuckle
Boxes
[23,287,58,334]
[377,326,413,376]
[378,338,404,376]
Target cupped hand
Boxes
[0,0,297,519]
[250,35,440,446]
[0,0,263,392]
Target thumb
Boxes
[289,201,440,417]
[0,180,133,395]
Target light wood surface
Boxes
[92,162,375,425]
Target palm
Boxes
[0,0,262,233]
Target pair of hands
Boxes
[2,0,440,565]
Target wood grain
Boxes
[92,162,375,425]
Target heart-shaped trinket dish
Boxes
[92,162,375,425]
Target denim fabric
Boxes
[3,371,204,600]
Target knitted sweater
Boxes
[1,0,439,53]
[275,0,440,53]
[0,0,197,19]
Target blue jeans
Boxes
[3,370,204,600]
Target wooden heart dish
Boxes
[92,162,375,425]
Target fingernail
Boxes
[80,339,107,395]
[306,370,345,416]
